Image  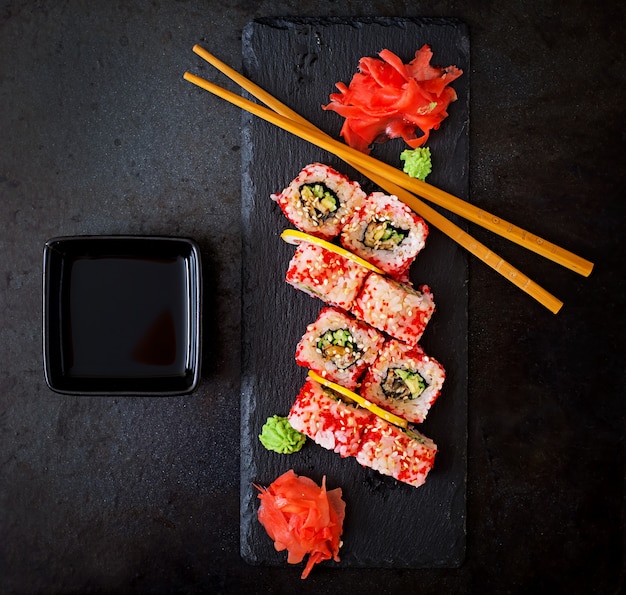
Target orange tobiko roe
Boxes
[255,469,346,579]
[323,45,463,154]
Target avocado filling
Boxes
[316,328,361,369]
[299,183,339,223]
[363,219,409,250]
[382,367,427,400]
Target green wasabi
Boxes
[259,415,306,454]
[400,147,433,181]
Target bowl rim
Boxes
[42,234,203,396]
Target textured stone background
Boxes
[1,1,624,593]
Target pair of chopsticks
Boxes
[183,45,594,314]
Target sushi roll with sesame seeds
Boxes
[352,273,435,346]
[271,163,366,240]
[287,377,372,459]
[287,377,437,488]
[356,415,437,489]
[340,192,428,280]
[360,340,446,424]
[295,307,385,390]
[284,241,371,310]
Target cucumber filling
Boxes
[382,367,427,400]
[317,328,361,369]
[363,219,409,250]
[299,183,339,223]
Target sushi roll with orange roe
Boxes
[271,163,366,240]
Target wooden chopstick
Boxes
[183,67,565,313]
[187,47,570,314]
[188,46,593,280]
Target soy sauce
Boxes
[62,255,190,379]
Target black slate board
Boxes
[241,17,469,569]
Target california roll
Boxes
[271,163,366,240]
[295,307,384,390]
[285,240,370,310]
[287,377,372,458]
[340,192,428,279]
[288,377,437,488]
[360,340,445,424]
[352,273,435,346]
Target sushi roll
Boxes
[340,192,428,279]
[284,240,371,310]
[271,163,366,240]
[295,307,384,390]
[287,377,437,488]
[287,377,372,458]
[360,340,446,424]
[352,273,435,346]
[356,416,437,489]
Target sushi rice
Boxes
[340,192,428,279]
[295,307,385,390]
[352,273,435,346]
[285,241,370,310]
[288,377,437,488]
[275,163,443,490]
[271,163,366,240]
[360,339,446,424]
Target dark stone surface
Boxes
[0,1,624,594]
[240,17,469,570]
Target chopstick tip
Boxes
[582,261,594,277]
[193,44,213,61]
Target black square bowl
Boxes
[43,236,202,395]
